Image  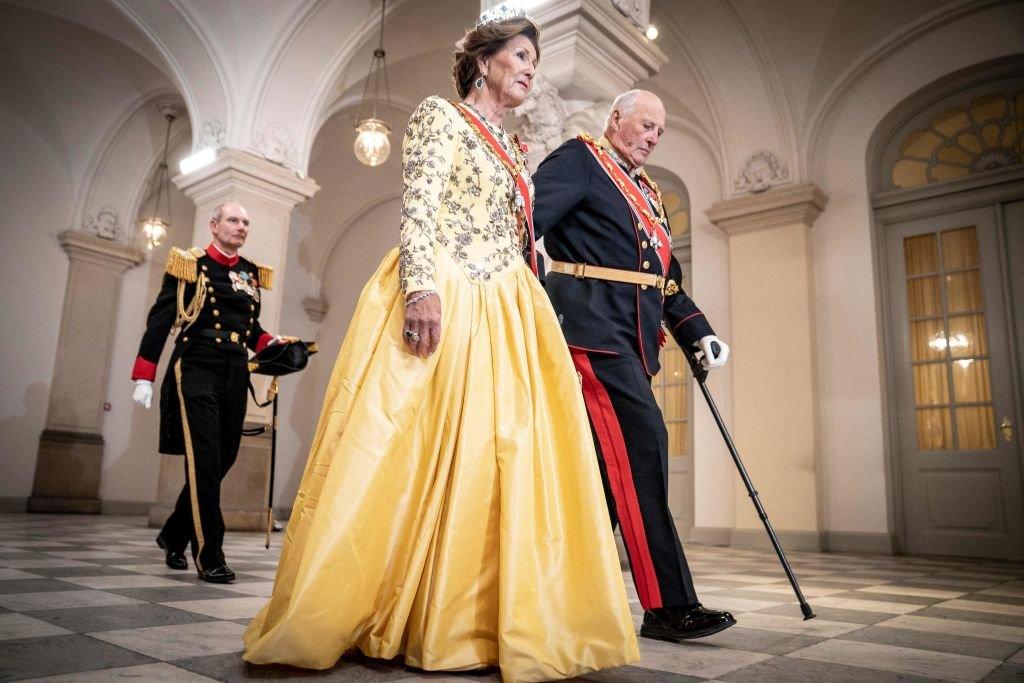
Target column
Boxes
[506,0,667,167]
[706,183,828,550]
[28,232,144,513]
[148,148,319,530]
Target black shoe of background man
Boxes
[198,565,236,584]
[155,534,187,570]
[640,603,736,642]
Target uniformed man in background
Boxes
[131,202,281,583]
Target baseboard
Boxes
[100,500,152,516]
[0,497,27,512]
[730,528,824,552]
[688,526,733,546]
[823,530,896,555]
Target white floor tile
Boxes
[788,639,1001,681]
[736,612,864,638]
[0,613,73,640]
[878,614,1024,644]
[0,589,143,612]
[161,596,266,620]
[90,620,247,661]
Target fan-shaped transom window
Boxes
[892,91,1023,189]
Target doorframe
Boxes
[870,167,1024,555]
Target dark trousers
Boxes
[160,343,248,570]
[571,349,698,610]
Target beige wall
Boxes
[810,2,1024,536]
[0,104,73,499]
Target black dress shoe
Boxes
[640,604,736,642]
[198,565,236,583]
[155,534,188,570]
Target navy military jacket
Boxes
[533,138,714,376]
[131,245,273,453]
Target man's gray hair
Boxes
[211,203,228,222]
[605,90,641,129]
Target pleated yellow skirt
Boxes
[242,248,639,682]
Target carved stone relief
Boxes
[734,151,790,194]
[610,0,648,28]
[253,122,298,167]
[83,206,121,241]
[201,118,226,149]
[512,75,611,169]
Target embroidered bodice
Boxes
[399,95,534,293]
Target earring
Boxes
[475,75,485,89]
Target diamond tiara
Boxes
[476,4,529,28]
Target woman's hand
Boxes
[403,291,442,358]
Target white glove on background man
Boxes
[697,335,730,370]
[132,380,153,409]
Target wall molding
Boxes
[705,182,829,236]
[823,530,897,555]
[730,528,823,552]
[0,497,27,513]
[689,526,733,547]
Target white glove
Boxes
[132,380,153,409]
[697,335,729,370]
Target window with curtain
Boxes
[904,225,996,451]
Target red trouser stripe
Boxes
[571,348,663,609]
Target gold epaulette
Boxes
[188,247,205,258]
[256,263,274,290]
[165,247,198,283]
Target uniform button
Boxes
[640,284,648,290]
[182,336,189,342]
[201,265,208,272]
[248,272,253,277]
[214,323,221,330]
[250,304,255,311]
[210,296,216,303]
[207,286,214,293]
[642,241,648,249]
[642,260,650,269]
[213,310,220,317]
[215,337,222,343]
[245,330,250,336]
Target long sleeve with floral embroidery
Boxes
[398,96,533,294]
[399,96,455,294]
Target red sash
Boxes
[579,135,671,274]
[453,103,538,276]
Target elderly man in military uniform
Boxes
[532,90,735,641]
[131,202,280,583]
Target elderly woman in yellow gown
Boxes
[242,8,639,681]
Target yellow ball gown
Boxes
[242,96,639,682]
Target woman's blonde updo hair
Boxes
[453,17,540,99]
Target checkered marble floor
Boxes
[1,515,1022,682]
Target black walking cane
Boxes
[683,341,816,620]
[243,377,279,549]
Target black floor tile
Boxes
[0,633,154,681]
[28,602,219,633]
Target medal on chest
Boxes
[229,270,260,302]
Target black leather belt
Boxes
[197,328,247,346]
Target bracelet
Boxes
[405,290,436,307]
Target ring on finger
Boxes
[404,329,420,343]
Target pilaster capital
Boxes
[531,0,666,101]
[705,182,829,236]
[58,230,145,271]
[173,148,320,210]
